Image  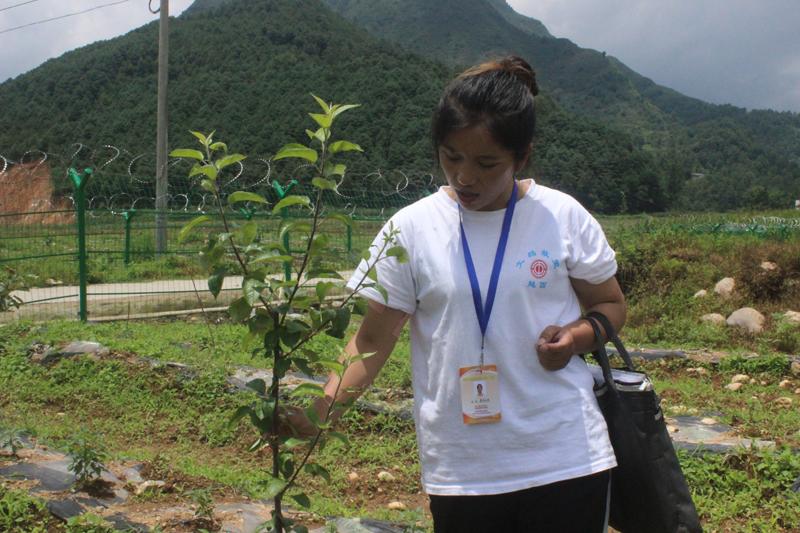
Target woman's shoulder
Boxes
[526,181,589,218]
[390,188,453,227]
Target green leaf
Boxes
[309,272,343,284]
[330,103,360,119]
[306,128,329,143]
[207,267,225,298]
[289,383,325,398]
[251,252,293,264]
[374,283,389,304]
[272,195,311,214]
[248,313,274,338]
[290,493,311,509]
[327,431,350,448]
[327,213,352,227]
[209,141,227,152]
[246,378,267,396]
[360,249,371,262]
[274,356,292,378]
[242,277,267,306]
[178,215,211,243]
[264,477,287,499]
[309,233,330,255]
[229,406,252,428]
[201,179,216,193]
[352,298,368,316]
[309,113,332,129]
[311,177,337,191]
[228,191,267,205]
[279,220,311,244]
[274,143,318,163]
[326,307,351,339]
[236,221,258,245]
[190,131,208,146]
[315,281,335,302]
[189,163,218,180]
[317,360,344,376]
[303,463,331,483]
[170,148,204,160]
[311,94,330,113]
[282,438,308,450]
[323,163,346,178]
[229,297,252,322]
[386,246,409,264]
[329,140,363,154]
[216,153,246,170]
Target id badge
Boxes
[459,365,501,424]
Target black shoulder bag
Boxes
[584,311,702,533]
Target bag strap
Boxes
[584,311,637,371]
[584,315,618,391]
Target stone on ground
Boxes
[726,308,765,334]
[783,310,800,325]
[701,313,726,326]
[714,277,735,297]
[693,289,707,298]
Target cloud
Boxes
[507,0,800,112]
[0,0,194,83]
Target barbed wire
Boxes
[0,143,441,218]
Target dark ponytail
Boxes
[432,56,538,163]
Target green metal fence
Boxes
[0,164,397,323]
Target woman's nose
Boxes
[456,170,476,186]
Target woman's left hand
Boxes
[536,325,577,371]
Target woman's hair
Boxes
[432,55,539,163]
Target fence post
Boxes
[69,167,92,322]
[346,223,352,255]
[123,210,136,265]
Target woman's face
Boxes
[439,124,527,211]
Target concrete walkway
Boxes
[2,272,354,323]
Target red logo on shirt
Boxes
[530,259,548,279]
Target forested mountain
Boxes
[0,0,797,212]
[322,0,800,210]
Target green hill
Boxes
[0,0,796,212]
[322,0,800,210]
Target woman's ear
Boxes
[515,144,533,173]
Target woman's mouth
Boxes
[456,189,479,206]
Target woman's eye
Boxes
[478,162,498,169]
[444,154,461,162]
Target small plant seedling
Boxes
[67,436,107,489]
[0,428,26,458]
[173,96,407,533]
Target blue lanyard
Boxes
[458,180,518,366]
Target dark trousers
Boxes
[429,470,610,533]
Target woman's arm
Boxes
[536,276,626,371]
[286,300,410,435]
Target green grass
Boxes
[2,318,800,531]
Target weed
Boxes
[718,354,790,376]
[0,428,26,457]
[67,435,108,488]
[0,485,53,533]
[65,512,116,532]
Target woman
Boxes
[296,56,626,532]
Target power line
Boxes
[0,0,129,35]
[0,0,41,12]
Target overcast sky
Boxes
[1,0,798,113]
[508,0,800,113]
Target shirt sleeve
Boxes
[564,202,617,284]
[345,215,417,315]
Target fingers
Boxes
[536,325,575,371]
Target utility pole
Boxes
[154,0,169,253]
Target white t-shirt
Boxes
[346,181,618,496]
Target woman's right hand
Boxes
[280,404,321,439]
